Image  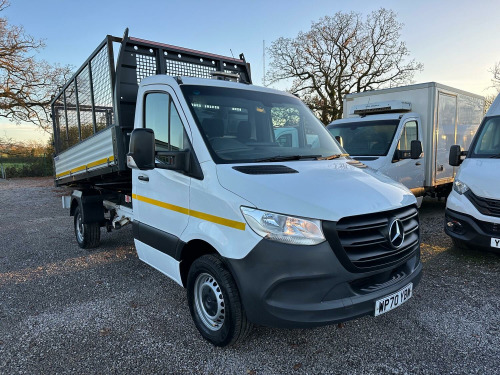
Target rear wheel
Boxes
[74,206,100,249]
[187,254,252,347]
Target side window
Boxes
[144,92,189,166]
[398,121,418,151]
[145,93,169,151]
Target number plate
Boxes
[374,283,413,317]
[491,238,500,249]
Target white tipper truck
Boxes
[53,30,422,346]
[327,83,484,200]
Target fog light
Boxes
[446,220,465,234]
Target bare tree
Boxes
[0,134,23,156]
[490,61,500,92]
[0,0,72,132]
[267,8,423,123]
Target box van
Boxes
[53,31,422,346]
[446,93,500,251]
[327,83,484,200]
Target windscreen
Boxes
[328,120,399,156]
[180,85,343,163]
[471,116,500,158]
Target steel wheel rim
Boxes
[76,213,84,242]
[194,272,225,331]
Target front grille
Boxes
[465,190,500,218]
[478,221,500,235]
[323,205,420,272]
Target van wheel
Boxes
[187,254,253,347]
[74,206,100,249]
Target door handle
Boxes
[415,162,421,166]
[138,175,149,182]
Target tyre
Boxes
[187,254,253,347]
[74,206,100,249]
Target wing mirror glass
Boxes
[449,144,466,166]
[410,140,422,159]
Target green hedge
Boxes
[1,157,53,178]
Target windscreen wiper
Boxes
[489,153,500,158]
[317,153,350,160]
[255,155,322,162]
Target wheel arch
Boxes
[70,197,79,217]
[179,239,219,287]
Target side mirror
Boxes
[410,140,422,159]
[127,128,155,170]
[449,144,466,166]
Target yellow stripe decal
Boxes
[56,156,115,179]
[132,193,246,231]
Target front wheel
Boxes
[187,254,252,347]
[74,206,100,249]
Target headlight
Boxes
[453,179,469,195]
[240,207,325,245]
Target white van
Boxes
[446,94,500,251]
[328,83,484,200]
[53,32,422,346]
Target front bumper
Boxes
[445,208,500,251]
[225,238,422,328]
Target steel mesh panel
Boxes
[53,96,68,152]
[136,53,157,84]
[91,46,114,132]
[76,66,94,140]
[165,58,216,79]
[65,82,79,147]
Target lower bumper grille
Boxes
[323,205,420,272]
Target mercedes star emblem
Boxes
[388,219,405,249]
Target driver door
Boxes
[382,118,424,190]
[132,86,191,276]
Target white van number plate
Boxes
[492,238,500,249]
[374,283,413,317]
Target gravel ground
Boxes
[0,177,499,375]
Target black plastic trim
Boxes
[232,165,298,174]
[225,238,422,328]
[445,208,500,251]
[133,221,184,260]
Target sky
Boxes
[2,0,499,143]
